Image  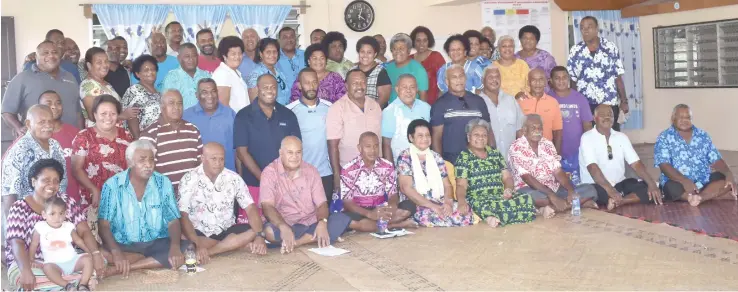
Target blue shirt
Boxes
[566,37,625,106]
[183,103,237,171]
[234,101,301,186]
[24,60,81,84]
[238,54,257,83]
[98,170,180,245]
[430,91,491,163]
[436,60,484,94]
[381,98,432,163]
[131,55,180,92]
[276,49,306,95]
[654,126,722,188]
[161,68,212,109]
[286,99,333,177]
[474,56,491,69]
[246,64,291,105]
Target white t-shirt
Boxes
[34,221,77,263]
[579,128,640,186]
[212,62,250,113]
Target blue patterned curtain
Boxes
[172,5,228,44]
[227,5,291,38]
[573,11,643,130]
[93,4,169,59]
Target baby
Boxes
[29,197,94,291]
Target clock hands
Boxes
[358,8,365,21]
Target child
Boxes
[29,197,94,291]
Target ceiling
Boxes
[553,0,651,10]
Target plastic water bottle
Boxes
[185,244,197,275]
[376,202,389,233]
[571,195,581,217]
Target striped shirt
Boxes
[140,120,203,195]
[430,91,491,163]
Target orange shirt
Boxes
[517,94,563,141]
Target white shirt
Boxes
[212,62,251,113]
[479,91,525,161]
[167,44,179,57]
[34,221,77,263]
[579,128,640,186]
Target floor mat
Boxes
[613,200,738,241]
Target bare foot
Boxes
[485,217,500,227]
[549,196,569,212]
[537,206,556,219]
[582,200,598,209]
[688,194,703,207]
[392,218,419,229]
[607,198,617,211]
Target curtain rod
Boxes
[78,4,311,8]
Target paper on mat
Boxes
[308,245,350,256]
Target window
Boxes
[283,8,304,49]
[654,18,738,88]
[91,14,109,48]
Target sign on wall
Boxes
[481,0,552,53]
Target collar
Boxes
[115,169,133,187]
[668,125,698,136]
[298,97,329,108]
[250,99,278,114]
[578,37,607,54]
[528,93,551,100]
[195,164,225,186]
[280,49,303,58]
[275,157,303,178]
[193,102,225,115]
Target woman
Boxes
[212,36,251,113]
[322,31,354,79]
[436,35,484,95]
[71,95,133,242]
[410,26,445,105]
[463,30,491,68]
[353,36,391,108]
[247,38,290,105]
[397,119,473,227]
[38,91,80,202]
[5,159,103,291]
[79,47,136,127]
[454,119,537,227]
[385,33,428,103]
[481,26,501,61]
[289,44,346,103]
[121,54,161,139]
[494,36,531,99]
[516,25,557,92]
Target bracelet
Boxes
[91,250,101,255]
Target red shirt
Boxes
[54,124,81,201]
[71,127,132,207]
[198,55,220,73]
[411,51,445,105]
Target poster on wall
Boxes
[481,0,552,53]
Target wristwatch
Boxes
[321,218,328,223]
[256,231,266,238]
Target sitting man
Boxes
[654,104,736,206]
[508,114,598,218]
[341,132,417,231]
[179,143,267,263]
[98,140,188,276]
[261,136,352,253]
[580,105,662,210]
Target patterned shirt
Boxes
[121,84,162,132]
[437,60,484,93]
[396,148,448,203]
[72,127,132,207]
[161,67,212,109]
[352,64,391,101]
[454,146,508,201]
[508,137,562,192]
[516,49,557,92]
[326,58,355,79]
[79,78,120,126]
[1,132,67,199]
[340,156,397,208]
[246,63,291,105]
[178,165,254,237]
[566,37,625,105]
[654,126,722,187]
[259,159,327,226]
[140,120,203,194]
[289,71,346,104]
[98,170,180,245]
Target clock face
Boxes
[345,0,375,32]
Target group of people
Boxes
[1,16,736,291]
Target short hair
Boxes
[254,38,281,63]
[257,73,277,84]
[410,26,436,48]
[217,36,245,62]
[397,73,416,84]
[165,21,182,34]
[356,36,379,54]
[278,26,295,38]
[479,37,491,47]
[443,34,469,55]
[131,54,159,81]
[462,30,484,43]
[36,40,55,51]
[44,196,67,212]
[38,90,59,103]
[482,63,500,78]
[671,104,692,119]
[84,47,106,72]
[518,25,541,42]
[465,118,491,134]
[359,131,378,143]
[196,28,213,40]
[310,29,326,37]
[45,29,64,41]
[345,68,365,83]
[581,16,599,27]
[304,43,327,66]
[297,67,317,82]
[91,95,122,122]
[550,66,568,78]
[126,140,157,163]
[525,114,544,127]
[322,31,347,52]
[178,42,198,54]
[28,158,64,187]
[197,78,217,89]
[407,119,432,143]
[446,63,464,74]
[111,36,127,43]
[389,33,413,53]
[497,35,515,47]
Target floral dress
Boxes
[396,149,473,227]
[289,71,346,103]
[454,147,536,226]
[79,78,120,127]
[121,84,161,132]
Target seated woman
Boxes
[454,119,537,227]
[5,159,106,291]
[397,119,473,227]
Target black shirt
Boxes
[105,65,131,97]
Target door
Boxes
[1,16,18,154]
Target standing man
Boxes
[166,21,184,57]
[277,27,306,94]
[22,29,81,84]
[239,28,260,82]
[196,29,220,73]
[131,32,179,91]
[567,16,629,130]
[478,64,525,160]
[381,74,431,163]
[373,34,388,63]
[104,37,132,97]
[162,43,212,109]
[310,29,327,45]
[517,68,563,153]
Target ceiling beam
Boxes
[621,0,738,18]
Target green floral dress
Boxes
[455,147,536,226]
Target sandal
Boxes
[77,284,91,291]
[63,282,76,291]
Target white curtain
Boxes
[227,5,291,38]
[171,5,229,44]
[93,4,169,59]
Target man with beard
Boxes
[22,30,81,84]
[104,37,132,97]
[162,43,212,109]
[131,32,179,91]
[196,29,220,73]
[238,28,260,82]
[286,68,334,202]
[166,21,184,57]
[277,27,306,96]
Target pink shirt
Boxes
[198,55,220,73]
[326,95,382,166]
[508,137,562,191]
[259,158,327,226]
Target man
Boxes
[239,28,260,81]
[98,140,187,276]
[286,68,334,202]
[310,29,326,45]
[508,115,598,218]
[261,137,352,252]
[104,36,132,97]
[381,74,431,163]
[567,16,629,131]
[166,21,184,57]
[654,104,737,206]
[140,90,203,195]
[342,132,416,231]
[478,64,525,160]
[23,29,81,83]
[580,105,661,210]
[196,29,220,73]
[327,69,382,193]
[276,27,306,93]
[183,78,238,172]
[179,143,267,261]
[373,34,388,63]
[517,68,563,153]
[162,43,212,109]
[37,91,81,202]
[463,30,491,68]
[549,66,593,184]
[3,40,83,134]
[63,38,81,67]
[132,32,179,91]
[430,64,494,164]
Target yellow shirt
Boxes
[494,59,530,96]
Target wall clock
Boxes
[344,0,375,32]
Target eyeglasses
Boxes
[277,75,286,91]
[607,145,613,160]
